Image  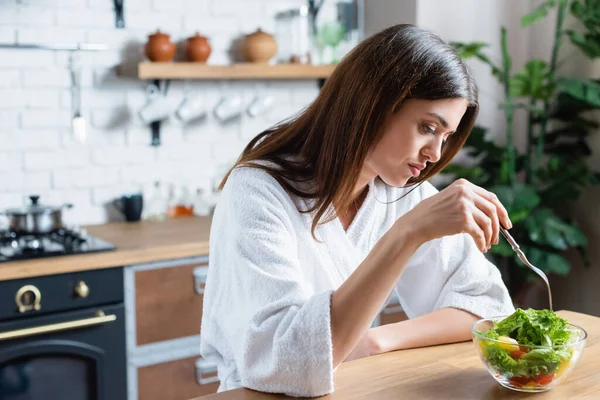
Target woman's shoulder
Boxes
[219,163,301,212]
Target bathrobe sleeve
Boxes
[393,182,515,319]
[200,167,334,398]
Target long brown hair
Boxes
[220,24,479,238]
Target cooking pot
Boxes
[2,195,73,234]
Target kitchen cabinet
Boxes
[134,260,206,345]
[137,356,219,400]
[125,255,216,400]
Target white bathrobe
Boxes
[200,166,514,397]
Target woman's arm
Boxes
[373,307,479,354]
[331,179,511,367]
[331,222,421,366]
[343,308,478,362]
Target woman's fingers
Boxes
[464,214,488,253]
[472,195,500,245]
[464,181,512,230]
[469,203,493,251]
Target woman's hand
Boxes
[399,179,512,253]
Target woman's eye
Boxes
[421,124,436,134]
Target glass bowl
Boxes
[472,316,587,392]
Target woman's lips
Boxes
[409,165,420,177]
[408,163,424,177]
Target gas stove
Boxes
[0,227,116,263]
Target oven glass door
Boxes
[0,343,99,400]
[0,304,125,400]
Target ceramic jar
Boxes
[185,33,212,62]
[144,30,176,62]
[242,28,278,63]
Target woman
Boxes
[200,24,515,397]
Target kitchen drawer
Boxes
[379,301,408,325]
[135,260,208,346]
[137,356,219,400]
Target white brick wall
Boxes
[0,0,328,225]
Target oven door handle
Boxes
[0,310,116,341]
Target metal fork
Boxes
[499,226,553,311]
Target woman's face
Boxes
[363,98,468,187]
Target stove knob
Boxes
[74,281,90,298]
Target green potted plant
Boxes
[443,0,600,304]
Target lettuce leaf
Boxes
[491,308,571,346]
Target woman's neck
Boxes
[338,167,376,231]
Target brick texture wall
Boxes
[0,0,327,225]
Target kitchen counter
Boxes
[195,310,600,400]
[0,216,212,281]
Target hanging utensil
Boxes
[69,50,86,143]
[499,226,553,310]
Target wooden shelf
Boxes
[138,62,336,80]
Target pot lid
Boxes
[4,195,69,216]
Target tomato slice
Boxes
[509,376,532,387]
[519,345,530,353]
[510,350,526,360]
[535,373,554,386]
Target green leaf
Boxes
[565,30,600,58]
[476,53,504,81]
[522,0,557,26]
[559,222,588,247]
[546,253,571,275]
[525,208,588,250]
[527,208,567,249]
[539,157,596,209]
[450,42,503,81]
[490,239,515,257]
[441,164,488,186]
[556,77,600,106]
[490,183,540,223]
[550,91,600,120]
[510,59,553,100]
[569,0,600,35]
[515,246,571,276]
[450,42,489,59]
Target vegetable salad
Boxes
[477,308,577,388]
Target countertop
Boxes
[0,216,212,282]
[196,310,600,400]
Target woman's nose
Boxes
[421,138,443,163]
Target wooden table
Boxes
[194,310,600,399]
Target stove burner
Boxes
[0,227,115,262]
[22,237,43,252]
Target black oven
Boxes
[0,267,126,400]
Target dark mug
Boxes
[113,194,143,222]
